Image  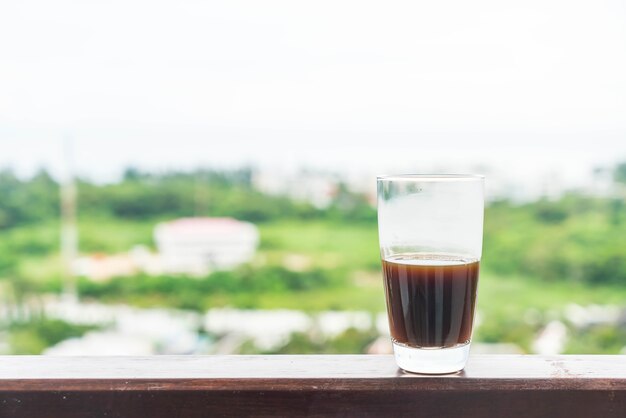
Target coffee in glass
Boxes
[377,174,484,374]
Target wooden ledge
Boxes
[0,355,625,417]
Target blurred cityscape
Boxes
[0,161,625,356]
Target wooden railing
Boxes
[0,355,624,417]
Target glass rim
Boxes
[377,173,485,182]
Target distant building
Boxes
[154,217,259,275]
[74,218,258,281]
[73,246,162,281]
[253,169,338,208]
[73,253,137,282]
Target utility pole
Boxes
[60,138,78,300]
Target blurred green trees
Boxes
[75,266,346,311]
[0,164,625,354]
[7,319,98,354]
[483,194,626,284]
[0,164,624,287]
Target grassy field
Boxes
[234,220,626,352]
[258,220,381,270]
[12,218,626,311]
[258,220,626,307]
[5,217,626,353]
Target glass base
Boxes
[392,341,471,374]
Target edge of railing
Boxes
[0,355,624,417]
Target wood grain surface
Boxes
[0,355,624,417]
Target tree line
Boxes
[0,167,376,229]
[0,164,625,285]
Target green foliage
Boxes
[0,168,375,229]
[77,169,324,222]
[564,325,626,354]
[614,162,626,184]
[483,194,626,284]
[258,221,381,271]
[0,169,59,229]
[1,221,59,255]
[78,218,154,252]
[474,317,538,352]
[534,199,568,224]
[1,164,626,354]
[325,183,377,223]
[77,266,347,311]
[246,328,379,354]
[6,318,98,354]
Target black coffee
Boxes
[382,253,479,348]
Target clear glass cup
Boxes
[377,174,484,374]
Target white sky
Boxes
[1,0,625,190]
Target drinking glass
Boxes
[377,174,484,374]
